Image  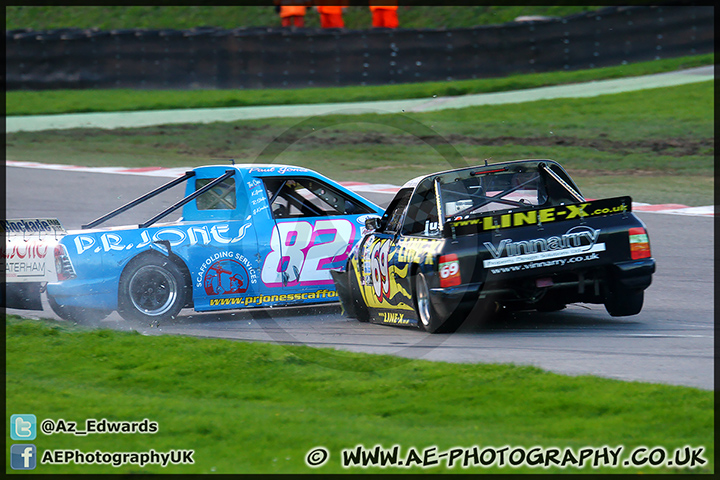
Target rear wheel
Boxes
[47,294,110,323]
[415,272,463,333]
[604,289,644,317]
[118,254,188,323]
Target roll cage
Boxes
[81,169,235,230]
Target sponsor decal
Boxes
[247,178,263,190]
[72,223,252,255]
[3,219,65,235]
[208,288,337,307]
[4,241,50,260]
[203,260,248,295]
[247,166,309,174]
[246,179,270,214]
[483,226,605,268]
[5,261,47,277]
[488,252,601,275]
[196,251,257,291]
[253,205,270,216]
[379,312,409,325]
[448,197,630,233]
[3,239,53,278]
[396,238,441,265]
[423,220,440,235]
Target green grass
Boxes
[6,81,714,205]
[6,6,602,31]
[6,316,714,474]
[6,54,713,116]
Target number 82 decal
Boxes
[261,219,355,287]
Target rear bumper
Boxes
[2,282,43,310]
[426,258,656,314]
[429,282,483,318]
[430,282,482,300]
[611,258,656,290]
[46,278,118,310]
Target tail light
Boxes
[439,254,461,287]
[628,227,651,260]
[54,244,77,281]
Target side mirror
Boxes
[365,216,382,231]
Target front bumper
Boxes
[330,269,357,317]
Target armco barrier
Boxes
[6,5,713,91]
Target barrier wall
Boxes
[6,5,713,90]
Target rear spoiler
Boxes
[443,196,632,238]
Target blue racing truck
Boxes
[3,164,383,323]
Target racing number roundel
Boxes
[370,239,391,301]
[439,254,461,288]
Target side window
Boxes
[263,177,374,219]
[403,181,439,236]
[384,190,411,233]
[196,178,236,210]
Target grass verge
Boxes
[5,54,713,116]
[6,81,714,205]
[6,315,714,474]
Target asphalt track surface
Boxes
[5,168,714,390]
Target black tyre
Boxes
[604,289,644,317]
[414,272,463,333]
[118,254,188,323]
[47,294,110,323]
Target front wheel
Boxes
[118,254,188,323]
[604,289,644,317]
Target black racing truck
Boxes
[331,159,656,333]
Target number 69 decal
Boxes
[261,219,355,287]
[438,254,461,287]
[370,239,391,301]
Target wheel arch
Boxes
[118,249,193,308]
[409,261,428,323]
[409,261,430,299]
